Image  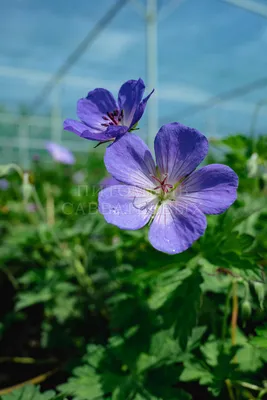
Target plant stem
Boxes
[226,379,236,400]
[222,283,233,341]
[231,279,239,346]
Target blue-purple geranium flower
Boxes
[0,178,9,191]
[63,79,154,144]
[98,123,238,254]
[46,142,75,165]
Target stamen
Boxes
[102,109,123,127]
[151,174,172,194]
[107,111,119,126]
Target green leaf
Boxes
[58,344,128,400]
[181,340,239,397]
[0,385,58,400]
[236,344,263,372]
[148,268,192,310]
[180,360,212,384]
[250,325,267,348]
[15,288,53,311]
[253,281,265,309]
[159,269,203,349]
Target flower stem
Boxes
[222,283,233,341]
[231,279,239,347]
[226,379,236,400]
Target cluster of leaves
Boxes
[0,134,267,399]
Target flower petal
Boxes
[118,79,145,126]
[181,164,238,214]
[154,123,208,185]
[98,185,157,230]
[100,175,121,188]
[130,89,154,129]
[148,200,207,254]
[106,125,128,140]
[63,119,109,142]
[77,89,118,132]
[104,133,156,189]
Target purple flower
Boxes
[46,142,75,165]
[98,123,238,254]
[0,178,9,191]
[63,79,154,144]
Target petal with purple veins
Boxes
[63,119,109,142]
[100,175,121,189]
[118,79,145,127]
[154,123,208,185]
[148,200,207,254]
[99,185,157,230]
[104,133,156,189]
[180,164,238,214]
[77,88,118,132]
[130,89,155,129]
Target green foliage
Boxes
[1,134,267,399]
[0,385,61,400]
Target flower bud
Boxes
[241,300,252,321]
[22,171,33,203]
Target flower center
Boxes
[152,174,173,194]
[101,109,124,127]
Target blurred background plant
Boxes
[1,0,267,399]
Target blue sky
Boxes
[0,0,267,138]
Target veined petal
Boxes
[77,89,118,132]
[98,185,157,230]
[100,175,121,188]
[106,125,128,140]
[104,133,156,189]
[118,79,145,126]
[154,123,208,185]
[180,164,238,214]
[63,119,111,142]
[130,89,155,129]
[148,200,207,254]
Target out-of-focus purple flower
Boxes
[72,171,85,184]
[0,178,9,191]
[63,79,154,144]
[26,203,37,213]
[46,142,75,165]
[99,123,238,255]
[100,175,120,189]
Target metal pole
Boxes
[146,0,158,149]
[51,86,62,144]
